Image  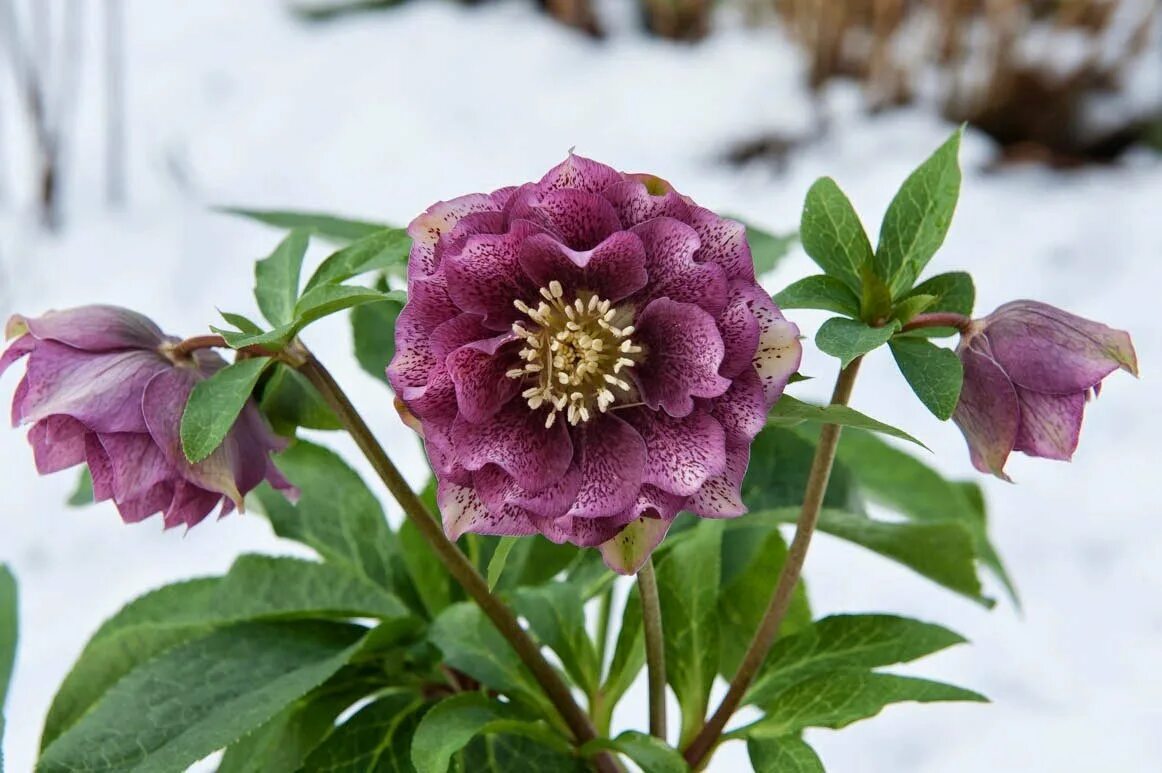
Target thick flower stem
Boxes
[682,357,864,769]
[295,351,624,773]
[900,311,972,334]
[637,557,667,741]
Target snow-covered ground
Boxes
[1,2,1159,771]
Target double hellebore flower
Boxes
[1,305,292,527]
[953,300,1137,479]
[388,154,802,572]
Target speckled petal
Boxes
[519,230,648,303]
[444,227,539,330]
[438,480,539,541]
[446,334,521,423]
[751,295,802,406]
[633,298,730,417]
[952,339,1020,480]
[534,508,639,548]
[0,335,35,381]
[9,305,166,352]
[709,367,766,444]
[407,193,505,278]
[514,189,623,251]
[716,282,762,378]
[630,218,728,315]
[565,413,646,518]
[1014,388,1085,461]
[453,399,574,491]
[686,442,749,518]
[599,515,675,575]
[537,154,624,193]
[686,207,755,282]
[625,407,726,497]
[601,178,692,228]
[474,463,581,520]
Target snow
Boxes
[1,2,1160,771]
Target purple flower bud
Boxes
[953,300,1137,480]
[388,155,802,572]
[2,305,293,528]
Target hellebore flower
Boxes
[1,305,292,527]
[388,154,802,572]
[953,300,1137,480]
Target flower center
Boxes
[507,280,642,428]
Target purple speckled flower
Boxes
[1,305,293,528]
[953,300,1137,480]
[388,154,802,573]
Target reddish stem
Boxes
[900,312,972,334]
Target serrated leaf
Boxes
[747,736,824,773]
[747,614,968,707]
[734,218,796,276]
[258,363,342,434]
[890,337,964,420]
[656,520,723,746]
[39,622,366,773]
[351,281,403,384]
[800,177,873,294]
[254,228,310,326]
[300,689,426,771]
[304,227,410,290]
[775,274,861,317]
[906,271,975,316]
[412,693,569,773]
[180,356,273,463]
[218,206,389,244]
[815,317,900,368]
[66,467,93,506]
[582,731,689,773]
[512,583,600,695]
[486,536,518,591]
[741,670,986,737]
[875,129,964,295]
[767,394,926,448]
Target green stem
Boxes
[296,350,623,773]
[682,357,864,769]
[637,557,667,741]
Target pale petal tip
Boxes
[5,315,28,340]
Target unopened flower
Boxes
[953,300,1137,479]
[388,154,801,572]
[2,305,292,527]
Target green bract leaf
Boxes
[304,227,410,290]
[815,318,900,368]
[39,621,366,773]
[891,293,937,325]
[907,271,975,316]
[747,614,968,707]
[774,274,861,317]
[657,519,723,746]
[512,584,600,695]
[180,356,273,463]
[254,228,310,326]
[218,206,389,244]
[351,279,404,384]
[301,690,427,771]
[875,128,964,295]
[582,731,689,773]
[768,395,926,448]
[734,218,796,276]
[747,736,824,773]
[258,364,342,434]
[890,338,964,420]
[740,671,986,737]
[486,536,518,591]
[66,467,93,506]
[412,693,569,773]
[800,177,873,294]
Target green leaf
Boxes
[294,284,405,330]
[889,338,964,420]
[429,603,547,712]
[219,311,265,336]
[891,293,937,325]
[582,731,689,773]
[0,565,16,716]
[747,614,968,707]
[486,537,519,591]
[304,227,410,290]
[815,317,900,368]
[599,585,643,721]
[254,228,310,326]
[66,467,93,506]
[351,280,404,384]
[774,274,861,317]
[767,394,926,448]
[875,128,964,295]
[300,689,427,771]
[463,732,588,772]
[218,206,389,244]
[180,356,273,463]
[742,426,863,515]
[799,177,873,294]
[907,271,975,316]
[412,693,569,773]
[740,671,986,737]
[858,263,894,323]
[399,516,454,619]
[656,519,723,747]
[39,621,366,773]
[258,363,342,434]
[512,583,600,695]
[747,736,824,773]
[735,218,797,276]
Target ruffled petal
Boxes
[446,334,521,423]
[716,282,762,378]
[0,335,35,379]
[388,270,461,391]
[453,400,573,491]
[686,442,749,518]
[686,207,756,282]
[513,189,622,251]
[474,463,581,520]
[116,481,175,524]
[27,415,89,474]
[625,407,726,497]
[438,480,539,541]
[565,413,646,518]
[533,508,639,548]
[92,432,172,501]
[163,480,223,529]
[407,193,505,278]
[430,313,492,360]
[952,339,1020,480]
[601,178,691,229]
[443,226,540,330]
[84,433,115,501]
[518,231,648,303]
[633,298,730,417]
[1014,388,1085,461]
[10,305,166,352]
[630,218,728,315]
[537,154,624,194]
[709,367,766,444]
[751,294,802,407]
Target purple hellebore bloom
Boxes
[953,300,1137,480]
[387,154,802,573]
[1,305,293,528]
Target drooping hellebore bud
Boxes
[1,305,293,527]
[953,300,1137,480]
[387,154,802,573]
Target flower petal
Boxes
[474,463,581,520]
[446,334,522,423]
[630,218,728,315]
[601,178,692,229]
[27,415,89,474]
[716,282,762,378]
[952,340,1020,480]
[686,442,749,519]
[709,367,766,444]
[533,508,639,548]
[633,298,730,417]
[11,305,166,352]
[389,270,462,391]
[537,154,623,193]
[0,335,35,379]
[599,515,675,575]
[443,227,539,330]
[687,207,756,282]
[518,231,648,303]
[116,481,176,524]
[453,400,573,491]
[1014,388,1085,461]
[624,407,726,497]
[407,193,505,278]
[751,296,802,407]
[92,432,172,501]
[513,189,622,251]
[566,413,646,518]
[438,480,539,541]
[163,480,222,529]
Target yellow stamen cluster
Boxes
[506,280,642,428]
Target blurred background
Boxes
[0,1,1159,770]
